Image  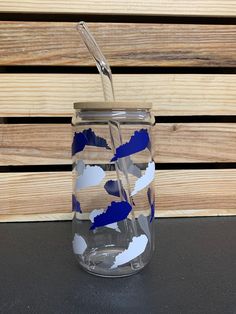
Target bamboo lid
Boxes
[74,101,152,110]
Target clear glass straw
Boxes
[77,21,115,101]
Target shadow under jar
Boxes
[72,101,155,277]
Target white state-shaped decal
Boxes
[89,209,121,232]
[111,234,148,269]
[72,234,87,255]
[131,161,155,196]
[76,165,105,191]
[138,214,151,242]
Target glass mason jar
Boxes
[72,101,155,277]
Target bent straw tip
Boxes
[77,21,85,30]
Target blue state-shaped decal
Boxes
[147,188,155,222]
[104,180,127,200]
[72,128,111,155]
[72,195,82,213]
[111,129,150,162]
[90,201,132,230]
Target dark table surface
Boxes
[0,217,235,314]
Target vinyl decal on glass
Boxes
[111,129,150,162]
[131,161,155,196]
[72,234,87,255]
[104,180,127,200]
[76,165,105,191]
[76,160,85,175]
[72,128,111,155]
[111,235,148,269]
[90,201,132,230]
[90,209,121,232]
[147,188,155,222]
[117,156,142,178]
[72,195,82,213]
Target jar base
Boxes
[77,246,147,278]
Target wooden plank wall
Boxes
[0,1,236,221]
[1,1,236,17]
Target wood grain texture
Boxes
[0,124,71,165]
[0,0,235,17]
[0,172,71,216]
[1,170,236,222]
[1,74,236,117]
[0,213,73,222]
[0,22,235,66]
[2,123,236,165]
[155,123,236,163]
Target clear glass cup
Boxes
[72,101,155,277]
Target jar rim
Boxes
[73,101,152,110]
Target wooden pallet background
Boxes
[0,1,236,221]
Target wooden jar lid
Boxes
[74,101,152,110]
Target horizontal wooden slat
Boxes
[0,22,235,66]
[2,123,236,165]
[155,123,236,163]
[0,124,71,165]
[0,1,236,17]
[1,74,236,117]
[0,213,73,222]
[1,170,236,222]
